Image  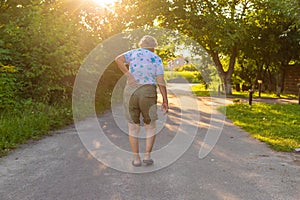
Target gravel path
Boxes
[0,83,299,200]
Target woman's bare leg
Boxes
[144,121,156,161]
[128,123,141,164]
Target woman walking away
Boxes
[115,35,168,167]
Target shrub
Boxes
[165,71,204,83]
[0,65,20,109]
[175,64,198,72]
[232,98,241,103]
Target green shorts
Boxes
[124,84,158,124]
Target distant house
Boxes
[284,65,300,95]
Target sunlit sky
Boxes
[92,0,117,7]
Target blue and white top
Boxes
[123,48,164,85]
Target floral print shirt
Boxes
[123,48,164,85]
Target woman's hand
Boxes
[161,101,169,114]
[127,73,138,86]
[115,55,138,86]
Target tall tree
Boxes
[240,0,300,92]
[0,0,120,103]
[115,0,300,94]
[115,0,251,94]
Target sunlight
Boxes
[92,0,117,7]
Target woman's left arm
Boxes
[115,55,137,86]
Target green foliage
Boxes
[165,71,203,83]
[0,102,73,157]
[238,0,300,92]
[191,84,220,97]
[218,103,300,151]
[95,62,123,114]
[0,40,12,62]
[0,0,125,156]
[233,59,257,86]
[231,90,297,99]
[175,64,198,72]
[0,0,104,104]
[191,83,297,98]
[1,0,299,155]
[115,0,300,94]
[232,98,241,104]
[0,65,20,109]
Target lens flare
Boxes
[92,0,116,6]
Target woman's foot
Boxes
[143,153,154,165]
[132,154,141,167]
[143,159,154,165]
[132,160,142,167]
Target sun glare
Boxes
[92,0,117,7]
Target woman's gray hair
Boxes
[138,35,158,48]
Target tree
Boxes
[0,0,120,103]
[240,0,300,93]
[115,0,300,94]
[114,0,251,94]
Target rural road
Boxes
[0,83,299,200]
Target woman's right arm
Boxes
[156,75,168,114]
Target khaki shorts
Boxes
[124,84,157,124]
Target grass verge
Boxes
[0,103,73,157]
[191,84,298,99]
[191,84,219,96]
[231,91,297,99]
[218,103,300,151]
[165,71,202,83]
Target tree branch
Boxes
[228,45,238,75]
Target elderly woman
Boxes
[115,35,168,167]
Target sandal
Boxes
[143,159,154,165]
[132,160,142,167]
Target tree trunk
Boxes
[276,66,285,97]
[224,73,232,94]
[210,46,237,95]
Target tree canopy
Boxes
[0,0,299,109]
[114,0,300,94]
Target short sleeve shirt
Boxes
[123,48,164,85]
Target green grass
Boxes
[192,83,300,151]
[0,98,112,157]
[231,91,297,99]
[218,103,300,151]
[165,71,202,83]
[191,84,219,96]
[0,103,73,157]
[191,84,298,99]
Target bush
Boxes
[165,71,204,83]
[232,98,241,103]
[175,64,198,72]
[0,65,20,109]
